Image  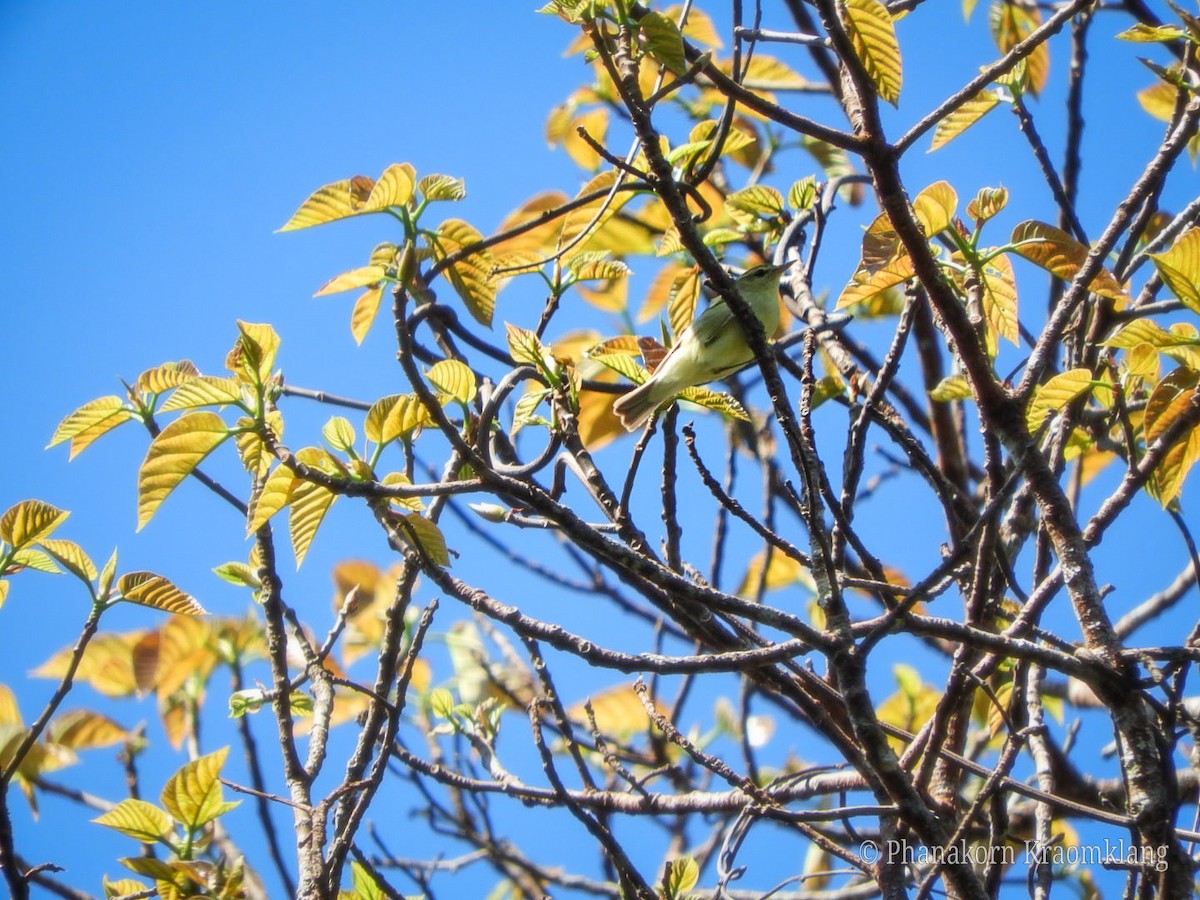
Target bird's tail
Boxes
[612,380,668,431]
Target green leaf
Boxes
[1117,23,1189,42]
[278,176,374,231]
[426,360,478,405]
[92,798,175,844]
[0,500,69,549]
[117,572,207,616]
[10,547,62,574]
[842,0,903,105]
[213,562,261,589]
[1010,221,1130,303]
[431,219,497,327]
[640,11,687,74]
[160,746,240,832]
[724,185,785,220]
[1026,368,1097,431]
[137,412,231,530]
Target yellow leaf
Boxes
[47,396,135,460]
[562,108,610,172]
[1149,227,1200,313]
[431,219,497,327]
[667,266,702,341]
[426,359,477,406]
[0,580,7,611]
[286,449,340,568]
[1138,79,1181,122]
[662,857,700,898]
[491,191,571,257]
[568,683,652,739]
[981,252,1019,348]
[418,174,466,202]
[117,572,207,616]
[1145,368,1200,505]
[838,254,916,309]
[679,386,751,421]
[159,376,243,413]
[930,91,1000,151]
[135,361,200,396]
[138,616,215,697]
[930,374,972,401]
[365,394,430,445]
[1010,221,1130,304]
[227,320,282,386]
[363,162,416,212]
[669,4,722,47]
[0,685,21,727]
[38,539,97,582]
[725,185,785,220]
[395,514,450,567]
[350,285,385,345]
[1026,368,1096,431]
[737,548,815,597]
[45,710,128,750]
[161,746,239,831]
[505,324,547,368]
[0,500,69,549]
[576,273,629,313]
[739,55,809,90]
[314,265,386,297]
[92,798,174,843]
[912,181,957,237]
[137,412,230,530]
[34,632,141,698]
[278,175,374,231]
[967,186,1009,223]
[842,0,903,105]
[989,0,1048,96]
[877,664,941,753]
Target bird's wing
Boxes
[692,297,737,349]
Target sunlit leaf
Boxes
[160,746,239,831]
[46,710,128,750]
[1026,368,1097,431]
[1117,23,1189,42]
[227,320,282,386]
[725,185,785,220]
[0,500,69,549]
[1010,221,1130,303]
[37,539,97,583]
[118,572,206,616]
[431,219,497,327]
[92,798,175,844]
[159,376,243,413]
[314,265,386,298]
[737,548,815,597]
[912,181,957,238]
[838,254,916,309]
[348,284,386,345]
[981,252,1019,348]
[930,374,972,401]
[418,174,466,202]
[1148,227,1200,313]
[395,514,450,567]
[289,448,340,567]
[989,0,1048,95]
[967,186,1008,223]
[640,11,687,74]
[506,324,547,368]
[842,0,903,105]
[47,396,135,460]
[562,108,610,172]
[931,90,1000,151]
[363,162,416,212]
[667,266,703,341]
[365,394,430,446]
[661,857,699,899]
[1145,368,1200,505]
[877,664,941,753]
[678,386,750,422]
[278,176,374,231]
[137,412,230,530]
[426,359,478,406]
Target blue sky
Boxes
[2,1,1197,896]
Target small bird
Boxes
[613,263,787,431]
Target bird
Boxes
[612,263,787,431]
